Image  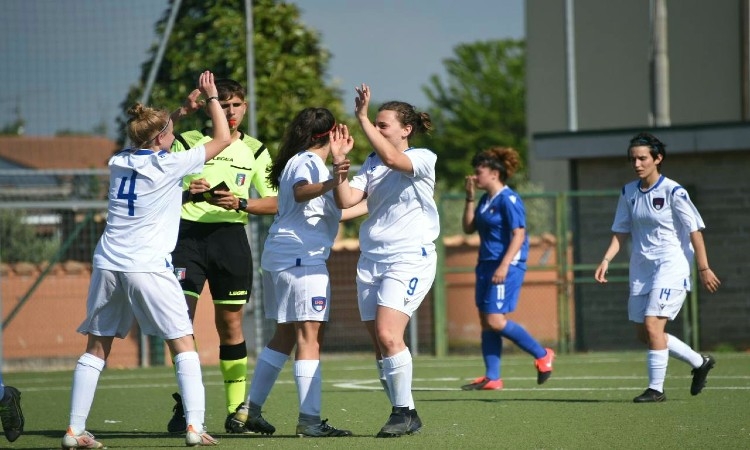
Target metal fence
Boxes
[1,169,703,368]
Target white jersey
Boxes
[612,175,705,294]
[93,147,206,272]
[261,150,342,271]
[349,147,440,263]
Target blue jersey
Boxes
[474,186,528,269]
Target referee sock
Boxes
[219,342,248,415]
[69,353,105,434]
[647,349,669,393]
[481,329,503,380]
[666,333,704,368]
[500,320,546,359]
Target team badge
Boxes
[174,267,187,280]
[311,296,327,312]
[652,198,665,210]
[235,173,246,186]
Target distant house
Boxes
[0,136,116,201]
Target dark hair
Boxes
[378,101,432,137]
[215,79,246,101]
[471,146,521,183]
[628,132,665,170]
[266,107,336,189]
[126,103,169,148]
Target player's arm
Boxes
[462,175,477,234]
[690,230,720,292]
[331,160,366,208]
[594,233,628,283]
[199,72,231,161]
[341,199,368,221]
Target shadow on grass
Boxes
[420,397,619,404]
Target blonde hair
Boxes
[126,103,170,148]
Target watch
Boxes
[235,198,248,213]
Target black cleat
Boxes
[296,419,352,437]
[0,386,24,443]
[225,408,253,434]
[690,354,716,396]
[376,407,422,438]
[246,414,276,435]
[633,388,666,403]
[166,392,186,434]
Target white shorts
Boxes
[262,264,331,324]
[628,288,687,323]
[77,268,194,340]
[356,251,437,321]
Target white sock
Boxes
[666,334,704,368]
[69,353,105,434]
[294,360,321,421]
[647,349,669,393]
[174,351,205,430]
[383,348,414,409]
[376,359,393,404]
[248,347,288,416]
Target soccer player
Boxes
[166,79,277,434]
[0,377,24,443]
[330,84,438,438]
[230,108,365,437]
[461,147,555,391]
[61,71,228,449]
[594,132,720,403]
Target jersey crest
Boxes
[311,296,327,312]
[236,173,246,186]
[652,197,665,210]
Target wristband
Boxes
[466,198,474,202]
[206,96,219,102]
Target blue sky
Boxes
[0,0,523,139]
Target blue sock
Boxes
[481,330,503,380]
[500,321,546,359]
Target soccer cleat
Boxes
[296,419,352,437]
[61,427,104,449]
[376,407,422,438]
[535,348,555,384]
[185,424,218,446]
[633,388,667,403]
[461,376,503,390]
[0,386,24,442]
[225,404,252,434]
[690,354,716,396]
[167,392,187,434]
[246,414,276,435]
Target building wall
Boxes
[526,0,745,190]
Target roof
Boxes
[0,136,117,169]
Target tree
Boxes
[116,0,347,152]
[418,39,526,191]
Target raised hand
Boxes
[354,83,371,120]
[198,70,218,99]
[330,124,354,161]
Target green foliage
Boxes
[116,0,346,154]
[0,210,59,263]
[420,39,526,191]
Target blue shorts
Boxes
[475,261,525,314]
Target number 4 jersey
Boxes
[93,147,206,272]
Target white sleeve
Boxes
[672,187,705,232]
[611,187,631,233]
